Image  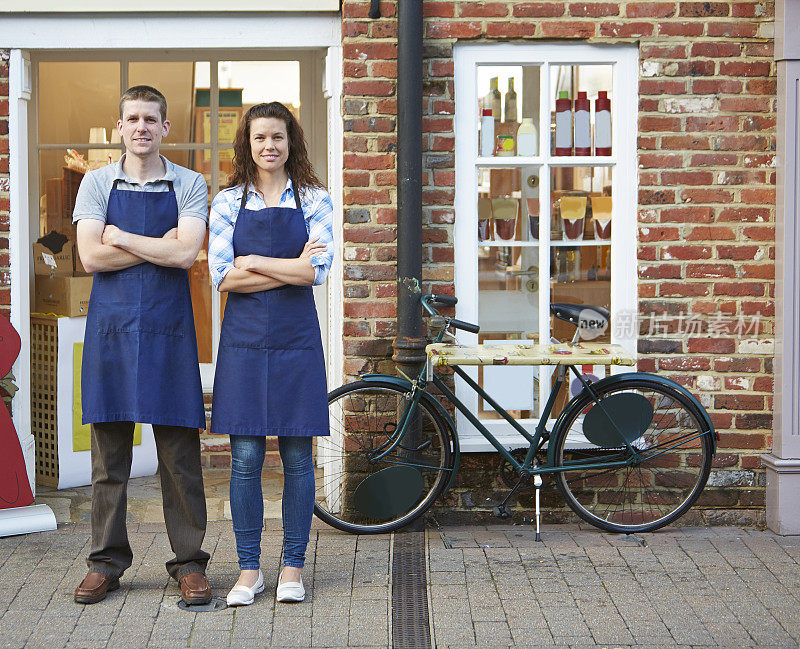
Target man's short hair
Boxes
[119,85,168,122]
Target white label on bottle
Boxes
[574,109,591,149]
[595,110,611,149]
[555,110,572,148]
[518,133,537,157]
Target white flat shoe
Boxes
[226,570,264,606]
[276,571,305,603]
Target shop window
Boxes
[34,55,303,387]
[454,43,638,450]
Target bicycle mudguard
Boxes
[360,373,461,493]
[547,372,718,467]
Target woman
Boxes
[208,102,334,605]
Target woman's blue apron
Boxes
[210,185,329,436]
[81,179,206,429]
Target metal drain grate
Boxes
[392,531,431,649]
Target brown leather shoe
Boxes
[179,572,212,605]
[74,572,120,604]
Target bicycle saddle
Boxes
[550,303,610,326]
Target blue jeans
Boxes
[229,435,314,570]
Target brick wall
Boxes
[342,1,776,525]
[0,51,10,320]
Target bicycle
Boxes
[313,293,717,536]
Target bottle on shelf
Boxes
[504,77,517,123]
[595,91,612,156]
[517,118,538,157]
[573,91,591,156]
[555,90,572,156]
[480,108,494,157]
[488,77,502,122]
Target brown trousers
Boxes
[87,421,210,581]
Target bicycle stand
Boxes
[493,474,544,542]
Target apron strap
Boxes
[293,184,302,212]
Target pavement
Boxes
[1,479,800,648]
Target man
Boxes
[72,85,211,606]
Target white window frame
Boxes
[453,42,639,452]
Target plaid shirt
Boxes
[208,179,335,289]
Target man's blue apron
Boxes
[81,179,206,429]
[210,185,329,436]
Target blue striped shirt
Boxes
[208,179,335,289]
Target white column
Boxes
[2,49,56,537]
[764,0,800,534]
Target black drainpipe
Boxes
[392,0,426,377]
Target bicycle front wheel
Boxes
[551,376,713,533]
[313,380,456,534]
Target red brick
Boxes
[343,80,395,97]
[658,21,704,36]
[344,320,371,336]
[344,61,367,78]
[640,44,687,59]
[662,245,712,260]
[690,153,737,166]
[371,61,397,78]
[718,432,766,450]
[714,357,762,372]
[753,376,773,392]
[486,22,538,37]
[640,153,685,169]
[639,79,687,95]
[659,206,714,223]
[688,337,735,353]
[679,188,734,203]
[679,1,730,16]
[540,21,596,37]
[707,21,758,37]
[742,115,775,131]
[344,42,398,61]
[715,394,765,411]
[692,79,742,94]
[716,245,762,260]
[344,300,397,319]
[639,264,683,279]
[626,2,676,17]
[344,136,368,153]
[686,226,736,240]
[742,226,775,241]
[343,170,370,186]
[375,283,397,298]
[426,21,482,38]
[375,170,397,185]
[660,282,710,297]
[431,136,455,151]
[712,134,771,152]
[661,134,710,150]
[685,116,738,132]
[569,2,618,16]
[433,169,454,186]
[714,282,765,296]
[686,263,736,278]
[741,188,775,204]
[344,227,397,243]
[423,2,455,17]
[690,42,742,57]
[661,170,715,186]
[344,153,395,170]
[344,188,391,204]
[743,42,774,57]
[747,78,777,95]
[459,2,509,17]
[639,116,681,132]
[740,264,774,279]
[639,189,675,204]
[371,21,397,38]
[343,22,368,37]
[639,226,680,241]
[431,246,455,262]
[659,357,711,371]
[512,2,564,16]
[719,61,772,77]
[429,60,454,77]
[600,22,653,37]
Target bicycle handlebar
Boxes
[421,294,480,334]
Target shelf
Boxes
[475,155,615,167]
[479,240,610,247]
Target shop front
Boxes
[1,8,344,530]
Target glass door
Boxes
[454,43,638,450]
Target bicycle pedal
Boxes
[493,505,511,519]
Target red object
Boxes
[0,315,34,510]
[555,92,573,156]
[573,91,591,156]
[594,91,612,156]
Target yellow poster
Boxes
[73,343,141,452]
[203,110,240,163]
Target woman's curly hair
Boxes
[227,101,324,197]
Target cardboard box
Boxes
[34,275,93,317]
[33,239,88,277]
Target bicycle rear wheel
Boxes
[551,376,713,533]
[313,380,456,534]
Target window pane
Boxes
[476,64,541,157]
[215,61,301,143]
[38,149,96,236]
[128,62,205,144]
[549,64,613,157]
[39,62,119,144]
